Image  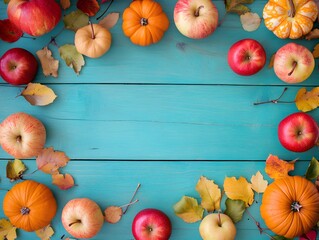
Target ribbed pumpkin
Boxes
[3,180,57,232]
[260,176,319,238]
[75,23,112,58]
[263,0,318,39]
[122,0,169,46]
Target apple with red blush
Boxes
[278,112,319,152]
[7,0,61,37]
[273,43,315,84]
[174,0,219,39]
[132,208,172,240]
[227,38,266,76]
[61,198,104,239]
[0,48,38,85]
[0,112,46,159]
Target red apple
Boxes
[62,198,104,239]
[199,213,236,240]
[0,48,38,85]
[174,0,219,39]
[0,112,46,158]
[7,0,61,37]
[274,43,315,84]
[278,112,319,152]
[228,38,266,76]
[0,19,23,43]
[132,208,172,240]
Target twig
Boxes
[123,183,141,214]
[96,0,114,20]
[254,87,295,105]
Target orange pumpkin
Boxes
[75,23,112,58]
[122,0,169,46]
[3,180,57,232]
[263,0,318,39]
[260,176,319,238]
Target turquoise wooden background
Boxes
[0,0,318,239]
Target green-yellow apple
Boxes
[199,213,236,240]
[7,0,61,37]
[174,0,219,39]
[274,43,314,83]
[61,198,104,239]
[0,112,46,158]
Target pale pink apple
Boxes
[174,0,219,39]
[62,198,104,239]
[0,112,46,158]
[274,43,315,83]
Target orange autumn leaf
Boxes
[104,206,122,224]
[36,147,70,174]
[313,43,319,58]
[265,154,296,179]
[60,0,70,9]
[223,176,254,207]
[295,87,319,112]
[268,53,275,68]
[52,173,74,190]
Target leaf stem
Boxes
[123,183,141,214]
[120,199,139,209]
[253,87,295,105]
[96,0,114,20]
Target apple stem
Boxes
[194,5,204,17]
[253,87,295,105]
[68,219,81,227]
[217,211,222,227]
[288,61,297,76]
[288,0,296,17]
[122,183,141,214]
[96,0,114,20]
[89,21,95,39]
[119,199,139,209]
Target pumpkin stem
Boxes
[20,207,30,215]
[288,61,297,76]
[140,18,148,26]
[194,5,204,17]
[291,201,302,212]
[89,21,95,39]
[68,219,81,227]
[288,0,296,17]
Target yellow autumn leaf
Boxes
[0,219,17,240]
[265,154,296,179]
[268,53,275,68]
[173,196,204,223]
[295,87,319,112]
[6,159,27,182]
[36,47,59,77]
[195,176,221,212]
[250,171,268,193]
[313,43,319,58]
[35,225,54,240]
[21,83,57,106]
[223,176,254,207]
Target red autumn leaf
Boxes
[36,147,70,174]
[0,19,23,43]
[265,154,296,179]
[52,173,75,190]
[77,0,100,17]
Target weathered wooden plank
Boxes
[0,84,317,160]
[1,1,318,85]
[0,160,310,240]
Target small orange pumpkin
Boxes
[3,180,57,232]
[260,176,319,238]
[75,23,112,58]
[263,0,318,39]
[122,0,169,46]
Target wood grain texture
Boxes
[0,160,311,240]
[0,85,318,160]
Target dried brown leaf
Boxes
[36,47,59,77]
[104,206,122,224]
